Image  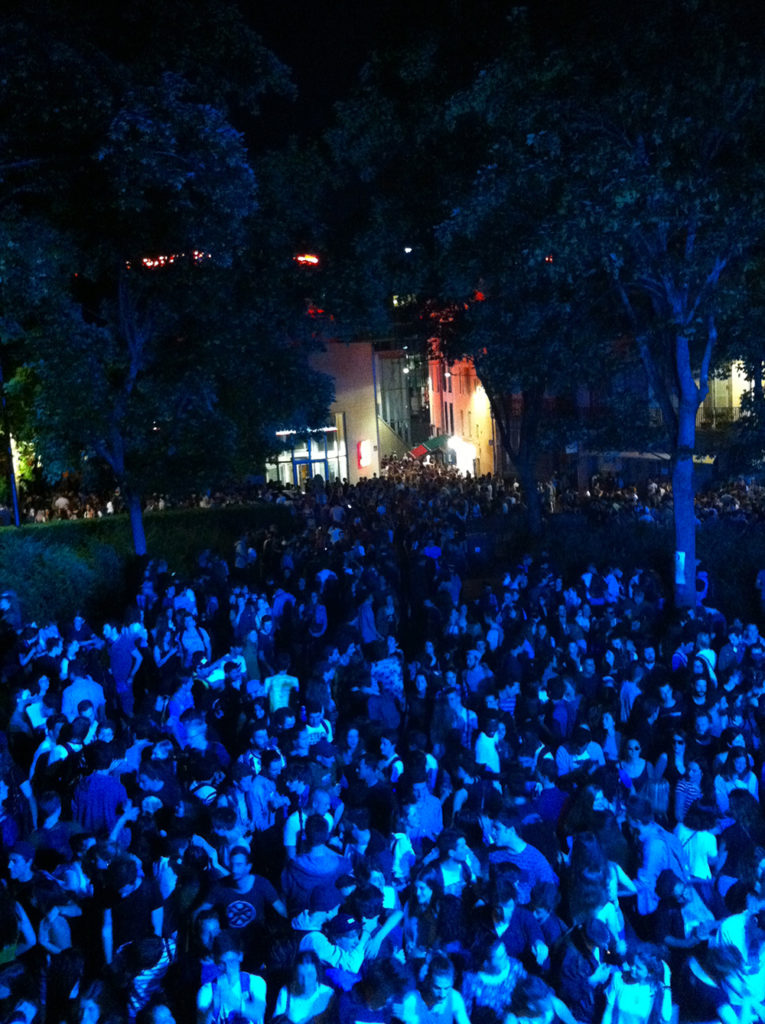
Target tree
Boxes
[565,0,765,605]
[0,211,75,523]
[401,0,765,599]
[325,0,765,595]
[0,2,331,554]
[431,0,765,599]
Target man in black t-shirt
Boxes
[102,855,163,964]
[207,845,287,969]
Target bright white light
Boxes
[404,247,413,254]
[448,436,477,474]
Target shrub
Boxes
[0,502,295,624]
[0,534,120,625]
[493,515,764,622]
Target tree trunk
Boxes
[127,491,147,558]
[487,388,543,536]
[517,387,544,538]
[673,333,702,609]
[517,441,542,537]
[672,435,696,609]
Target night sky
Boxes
[241,0,696,145]
[244,0,549,142]
[247,0,413,140]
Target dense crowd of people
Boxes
[558,475,765,527]
[1,466,765,1024]
[8,487,266,525]
[9,461,765,531]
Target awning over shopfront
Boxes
[410,435,449,458]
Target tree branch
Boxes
[697,314,717,404]
[118,275,151,397]
[687,256,729,324]
[613,278,677,434]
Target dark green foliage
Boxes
[0,532,126,625]
[492,516,765,623]
[325,1,765,602]
[140,506,295,575]
[0,504,293,624]
[0,1,332,556]
[3,504,762,627]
